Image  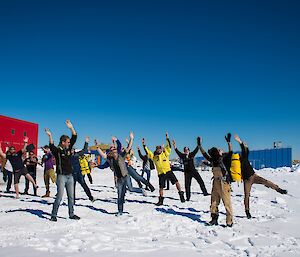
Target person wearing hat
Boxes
[41,145,56,198]
[0,137,38,199]
[198,134,233,227]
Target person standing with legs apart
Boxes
[0,137,38,199]
[45,120,80,222]
[173,137,209,201]
[71,137,94,203]
[96,132,134,216]
[198,133,233,227]
[234,134,288,219]
[113,137,154,195]
[24,151,39,196]
[41,145,56,198]
[143,133,185,206]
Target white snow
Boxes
[1,163,300,257]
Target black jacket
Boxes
[50,134,77,175]
[137,149,155,170]
[174,146,198,173]
[201,148,233,181]
[239,143,255,180]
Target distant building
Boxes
[195,147,292,169]
[0,115,38,154]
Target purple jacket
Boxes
[42,152,54,171]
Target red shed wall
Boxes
[0,115,38,154]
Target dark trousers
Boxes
[3,169,13,192]
[185,171,208,200]
[116,176,127,214]
[127,166,151,188]
[141,168,151,183]
[73,172,93,201]
[86,173,93,184]
[25,171,37,195]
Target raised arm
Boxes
[21,136,29,153]
[172,139,184,158]
[95,139,107,159]
[66,120,77,148]
[234,134,248,158]
[45,128,54,144]
[137,146,147,161]
[45,128,58,156]
[225,133,233,152]
[142,138,154,160]
[125,132,134,153]
[0,142,6,159]
[77,137,89,155]
[190,138,200,158]
[164,132,171,157]
[116,139,122,153]
[197,137,211,161]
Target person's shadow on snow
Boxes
[5,209,66,220]
[155,207,207,224]
[75,203,116,215]
[20,199,53,205]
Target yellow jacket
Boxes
[145,140,171,175]
[79,155,91,176]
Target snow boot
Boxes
[245,210,252,219]
[208,214,219,226]
[69,215,80,220]
[178,191,185,203]
[50,216,57,222]
[155,196,164,206]
[277,188,287,194]
[42,191,50,198]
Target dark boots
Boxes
[277,188,288,194]
[246,210,252,219]
[178,191,185,203]
[137,181,143,188]
[148,183,155,192]
[155,196,164,206]
[208,214,219,226]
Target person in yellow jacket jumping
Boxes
[142,132,185,206]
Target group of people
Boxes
[0,120,288,227]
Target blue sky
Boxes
[0,0,299,159]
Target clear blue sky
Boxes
[0,0,299,159]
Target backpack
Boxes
[230,153,242,182]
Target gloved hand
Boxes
[225,133,231,143]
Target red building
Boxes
[0,115,38,154]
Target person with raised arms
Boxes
[45,120,80,222]
[0,137,38,199]
[143,132,185,206]
[172,137,209,201]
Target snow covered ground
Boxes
[0,164,300,257]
